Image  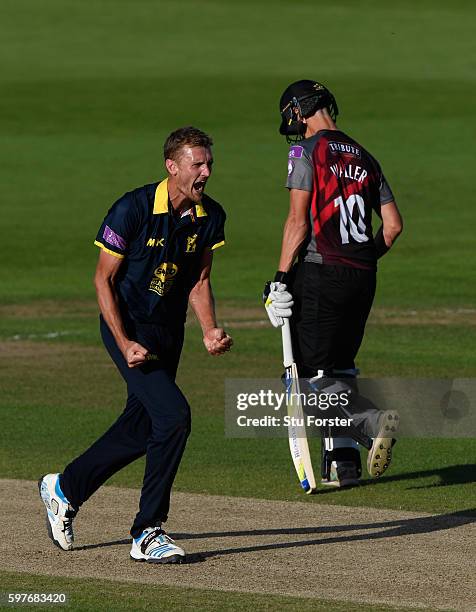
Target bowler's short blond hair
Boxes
[163,126,213,161]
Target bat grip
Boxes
[281,319,294,368]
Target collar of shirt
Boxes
[153,178,209,223]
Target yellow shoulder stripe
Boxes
[94,240,125,259]
[153,178,169,214]
[211,240,225,250]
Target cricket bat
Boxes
[281,319,317,494]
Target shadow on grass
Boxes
[75,538,131,551]
[355,463,476,491]
[182,508,475,563]
[75,507,475,565]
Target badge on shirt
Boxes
[186,234,198,253]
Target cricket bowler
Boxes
[264,80,403,487]
[39,126,232,563]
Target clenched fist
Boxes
[122,340,149,368]
[203,327,233,356]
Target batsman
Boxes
[264,80,403,488]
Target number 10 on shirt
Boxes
[282,319,317,494]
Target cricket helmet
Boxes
[279,79,339,141]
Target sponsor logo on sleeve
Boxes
[103,225,127,250]
[288,145,304,159]
[149,262,179,296]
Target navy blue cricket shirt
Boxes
[94,178,226,325]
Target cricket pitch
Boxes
[0,479,474,611]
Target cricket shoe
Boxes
[321,460,360,488]
[38,473,77,551]
[367,410,399,477]
[130,527,185,564]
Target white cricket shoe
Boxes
[38,473,76,551]
[367,411,399,477]
[130,527,185,564]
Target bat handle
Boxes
[281,319,294,368]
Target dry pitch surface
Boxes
[1,480,474,611]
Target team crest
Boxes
[149,262,178,296]
[186,234,198,253]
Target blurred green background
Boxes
[2,0,475,305]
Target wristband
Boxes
[374,226,390,259]
[274,271,289,285]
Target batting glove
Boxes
[263,281,294,328]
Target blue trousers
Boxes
[61,316,191,538]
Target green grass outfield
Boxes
[0,571,424,612]
[1,0,476,306]
[1,309,474,515]
[1,0,475,608]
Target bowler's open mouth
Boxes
[193,180,206,194]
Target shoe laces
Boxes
[141,526,174,545]
[151,526,168,539]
